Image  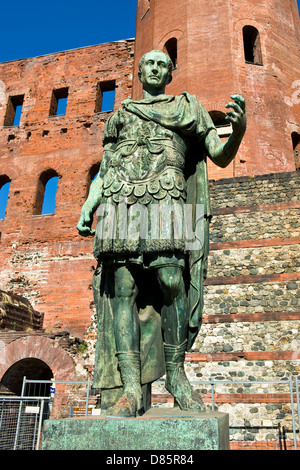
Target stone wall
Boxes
[187,171,300,447]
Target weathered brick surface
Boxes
[0,40,134,336]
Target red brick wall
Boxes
[0,40,134,336]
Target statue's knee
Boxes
[157,268,182,299]
[115,268,138,299]
[116,280,138,299]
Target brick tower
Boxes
[133,0,300,179]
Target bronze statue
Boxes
[77,50,246,417]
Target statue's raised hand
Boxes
[225,95,246,137]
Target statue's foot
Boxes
[105,389,143,418]
[105,396,138,418]
[173,390,206,413]
[166,366,206,413]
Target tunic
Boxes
[93,92,215,266]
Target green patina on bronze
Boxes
[42,410,230,450]
[77,50,246,417]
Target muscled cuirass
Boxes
[102,109,188,205]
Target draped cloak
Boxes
[92,92,216,390]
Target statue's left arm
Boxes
[204,95,246,168]
[77,111,119,237]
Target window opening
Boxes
[292,132,300,170]
[34,170,59,215]
[209,111,231,128]
[243,26,263,65]
[42,176,59,214]
[4,95,24,127]
[1,359,53,396]
[164,38,178,69]
[85,163,100,197]
[90,163,100,183]
[95,81,116,113]
[209,111,232,142]
[49,87,69,116]
[141,0,150,19]
[0,176,11,219]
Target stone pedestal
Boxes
[42,409,229,450]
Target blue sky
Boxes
[0,0,137,63]
[0,1,299,63]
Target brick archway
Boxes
[0,335,76,382]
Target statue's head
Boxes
[138,50,173,92]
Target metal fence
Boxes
[22,377,91,418]
[190,376,299,450]
[0,376,299,450]
[0,396,50,450]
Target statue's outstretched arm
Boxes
[76,147,111,237]
[205,95,246,168]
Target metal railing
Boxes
[0,375,299,450]
[0,396,50,450]
[189,376,298,450]
[21,377,91,418]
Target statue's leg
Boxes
[113,264,139,352]
[156,266,188,345]
[105,265,143,417]
[156,266,206,412]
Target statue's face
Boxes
[139,51,171,92]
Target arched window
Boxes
[85,163,100,197]
[1,358,53,396]
[49,87,69,116]
[164,38,178,70]
[34,170,59,215]
[95,81,116,113]
[209,111,230,128]
[89,163,100,183]
[0,175,11,219]
[292,132,300,170]
[243,26,263,66]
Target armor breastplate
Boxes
[102,118,188,205]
